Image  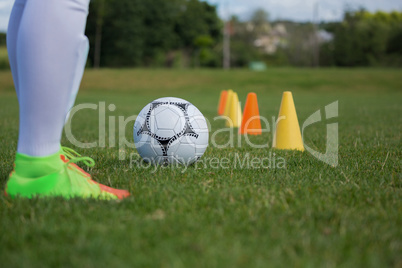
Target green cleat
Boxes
[5,147,130,200]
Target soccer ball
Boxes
[133,97,209,165]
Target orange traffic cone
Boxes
[272,91,304,151]
[217,90,228,115]
[240,92,262,135]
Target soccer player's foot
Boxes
[5,147,130,200]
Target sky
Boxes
[0,0,401,33]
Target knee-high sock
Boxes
[65,35,89,123]
[7,0,27,101]
[11,0,90,157]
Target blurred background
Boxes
[0,0,401,69]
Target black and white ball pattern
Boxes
[134,97,209,165]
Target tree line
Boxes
[327,10,402,67]
[0,2,401,68]
[85,0,221,68]
[226,9,402,68]
[84,3,402,68]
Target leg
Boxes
[6,0,27,101]
[6,0,129,200]
[17,0,91,156]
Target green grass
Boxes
[0,68,401,267]
[0,46,10,70]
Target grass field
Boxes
[0,68,401,267]
[0,46,10,70]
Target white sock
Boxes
[7,0,90,157]
[6,0,26,101]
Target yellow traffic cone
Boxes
[223,90,234,118]
[226,92,242,127]
[272,91,304,151]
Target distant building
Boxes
[317,30,334,43]
[253,23,288,55]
